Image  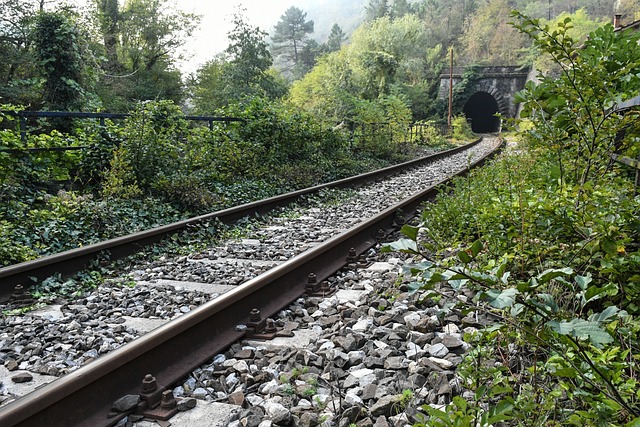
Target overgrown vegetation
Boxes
[384,15,640,426]
[0,95,445,267]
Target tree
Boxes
[519,9,607,73]
[513,11,640,191]
[391,0,415,18]
[0,0,40,105]
[94,0,119,69]
[298,39,322,73]
[365,0,390,21]
[325,23,346,52]
[271,6,314,76]
[188,56,227,113]
[459,0,529,65]
[351,15,429,99]
[190,10,287,113]
[225,9,273,88]
[91,0,200,110]
[289,14,428,122]
[417,0,479,51]
[33,11,93,111]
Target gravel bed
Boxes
[149,248,495,427]
[127,138,499,284]
[0,137,501,414]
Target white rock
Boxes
[428,357,454,369]
[345,392,363,405]
[313,394,330,408]
[318,341,335,351]
[349,368,374,378]
[404,312,421,328]
[373,340,388,349]
[263,400,290,424]
[406,342,423,358]
[359,373,377,388]
[297,399,313,409]
[443,323,460,334]
[428,343,449,358]
[352,318,373,332]
[222,358,237,368]
[233,360,249,373]
[259,379,279,395]
[246,395,265,406]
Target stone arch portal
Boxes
[463,91,501,133]
[438,66,530,133]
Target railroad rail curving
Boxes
[0,137,503,427]
[0,138,483,300]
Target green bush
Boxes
[386,146,640,425]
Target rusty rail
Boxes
[0,139,482,299]
[0,137,503,427]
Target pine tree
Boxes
[325,23,346,52]
[365,0,390,21]
[271,6,314,68]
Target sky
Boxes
[172,0,305,74]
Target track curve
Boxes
[0,137,503,426]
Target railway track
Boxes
[0,137,503,426]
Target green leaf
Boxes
[401,224,419,241]
[470,239,483,257]
[575,274,592,290]
[403,261,434,274]
[535,293,559,313]
[570,319,614,347]
[626,416,640,427]
[554,367,578,378]
[483,288,518,309]
[452,396,467,411]
[449,279,468,290]
[407,282,423,294]
[537,267,573,284]
[381,238,417,253]
[583,283,618,306]
[458,250,472,263]
[588,306,620,323]
[489,385,513,396]
[600,237,617,255]
[546,320,573,335]
[510,303,524,316]
[420,404,450,421]
[487,399,514,423]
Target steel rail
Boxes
[0,138,503,427]
[0,139,482,299]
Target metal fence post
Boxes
[20,114,27,142]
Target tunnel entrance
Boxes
[463,91,501,133]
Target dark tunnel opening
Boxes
[462,91,501,133]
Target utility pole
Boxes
[448,46,453,135]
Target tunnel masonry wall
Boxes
[438,66,530,119]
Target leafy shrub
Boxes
[385,145,640,424]
[0,220,39,266]
[451,115,475,142]
[76,121,122,186]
